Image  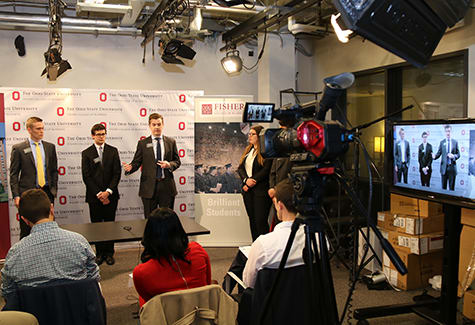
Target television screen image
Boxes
[392,120,475,202]
[243,103,274,123]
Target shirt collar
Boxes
[273,220,296,230]
[31,221,58,234]
[152,135,163,140]
[94,143,104,150]
[29,138,43,145]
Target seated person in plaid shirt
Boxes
[1,189,100,303]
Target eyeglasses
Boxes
[95,133,106,137]
[248,132,257,136]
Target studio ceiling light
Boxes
[160,38,196,65]
[221,47,242,75]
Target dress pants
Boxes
[142,178,175,218]
[397,163,408,184]
[420,170,432,187]
[242,190,272,241]
[19,186,54,239]
[88,199,118,258]
[442,165,456,190]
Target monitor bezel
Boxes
[391,118,475,209]
[243,102,275,123]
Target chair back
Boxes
[250,264,315,325]
[140,284,238,325]
[0,311,39,325]
[6,278,106,325]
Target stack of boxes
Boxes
[459,208,475,321]
[377,193,444,290]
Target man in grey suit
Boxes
[433,125,460,191]
[394,128,410,184]
[10,116,58,238]
[122,113,181,218]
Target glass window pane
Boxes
[346,72,385,178]
[402,56,465,120]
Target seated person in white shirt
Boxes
[242,178,306,288]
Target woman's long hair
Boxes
[239,125,265,166]
[140,207,190,265]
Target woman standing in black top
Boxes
[238,125,272,241]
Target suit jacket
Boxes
[418,143,433,172]
[238,155,272,196]
[434,138,460,175]
[127,135,181,199]
[81,143,121,203]
[269,157,291,189]
[10,140,58,198]
[394,140,410,169]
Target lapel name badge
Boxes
[93,157,101,164]
[24,147,32,154]
[146,143,153,148]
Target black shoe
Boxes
[95,256,104,266]
[105,255,115,265]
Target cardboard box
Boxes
[377,211,444,235]
[461,208,475,227]
[458,225,475,297]
[463,290,475,321]
[358,227,383,273]
[382,248,443,290]
[387,231,444,255]
[390,193,443,217]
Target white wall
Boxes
[298,11,475,116]
[0,30,258,96]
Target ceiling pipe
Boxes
[0,12,113,27]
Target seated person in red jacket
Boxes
[133,207,211,306]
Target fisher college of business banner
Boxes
[1,88,202,245]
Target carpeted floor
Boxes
[1,245,461,324]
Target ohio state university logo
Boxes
[179,176,186,185]
[99,93,107,102]
[140,108,147,117]
[57,107,65,116]
[201,104,212,115]
[12,91,20,101]
[179,204,187,212]
[12,122,21,131]
[179,94,186,103]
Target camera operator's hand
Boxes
[243,185,249,192]
[268,188,275,199]
[246,178,256,187]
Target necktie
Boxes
[35,142,46,187]
[448,140,451,165]
[156,138,163,178]
[99,146,103,164]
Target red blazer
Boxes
[133,242,211,306]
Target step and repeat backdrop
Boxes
[1,88,203,245]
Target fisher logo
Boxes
[179,176,186,185]
[179,94,186,103]
[178,122,185,130]
[12,122,21,131]
[59,196,67,205]
[140,108,147,117]
[201,104,212,115]
[99,93,107,102]
[57,137,65,146]
[12,91,20,101]
[58,166,66,176]
[179,203,186,212]
[57,107,65,116]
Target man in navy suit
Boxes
[418,132,433,187]
[394,128,410,184]
[433,125,460,191]
[81,124,121,265]
[122,113,181,218]
[10,116,58,239]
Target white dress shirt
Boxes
[243,220,307,288]
[244,147,256,178]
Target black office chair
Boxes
[4,278,106,325]
[237,264,315,325]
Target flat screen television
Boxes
[391,119,475,208]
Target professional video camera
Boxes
[243,72,355,163]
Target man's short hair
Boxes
[274,179,297,214]
[422,131,428,137]
[149,113,163,124]
[445,125,451,130]
[19,189,50,224]
[26,117,43,130]
[399,128,404,134]
[91,123,106,135]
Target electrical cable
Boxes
[243,27,267,71]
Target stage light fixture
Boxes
[41,46,72,81]
[331,13,352,43]
[221,47,242,75]
[160,39,196,65]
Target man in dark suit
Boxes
[10,116,58,239]
[418,131,433,187]
[122,113,181,218]
[433,125,460,191]
[81,124,121,265]
[394,128,410,184]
